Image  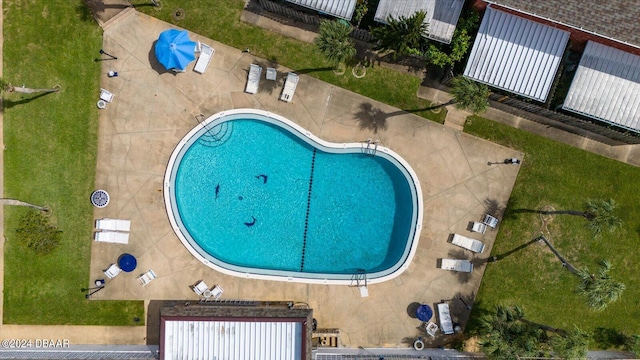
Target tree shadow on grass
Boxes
[592,327,628,349]
[3,92,57,110]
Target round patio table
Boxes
[416,304,433,322]
[91,189,110,208]
[118,253,137,273]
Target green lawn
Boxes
[3,1,144,325]
[135,0,446,123]
[465,116,640,348]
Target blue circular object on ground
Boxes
[416,304,433,322]
[118,253,137,272]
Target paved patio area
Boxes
[90,9,522,347]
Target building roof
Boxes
[463,6,569,102]
[563,41,640,132]
[485,0,640,48]
[373,0,465,44]
[285,0,357,20]
[160,301,313,360]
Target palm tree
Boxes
[314,20,357,69]
[537,198,622,237]
[448,76,490,114]
[584,198,622,236]
[0,77,60,94]
[550,325,590,360]
[577,260,626,311]
[478,305,551,360]
[371,10,428,59]
[626,334,640,358]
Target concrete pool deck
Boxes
[89,9,522,347]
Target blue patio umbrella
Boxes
[118,253,138,273]
[154,29,197,71]
[416,304,433,322]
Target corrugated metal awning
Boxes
[463,6,569,102]
[285,0,357,20]
[373,0,465,44]
[563,41,640,132]
[163,319,303,360]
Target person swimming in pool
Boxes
[215,184,220,199]
[244,216,256,227]
[255,174,268,184]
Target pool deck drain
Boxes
[89,9,523,348]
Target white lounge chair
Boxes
[245,64,262,94]
[192,280,209,296]
[138,270,157,286]
[437,303,454,335]
[439,259,473,273]
[209,284,224,299]
[483,214,499,228]
[451,234,485,253]
[359,285,369,298]
[471,221,487,234]
[194,43,214,74]
[95,218,131,232]
[104,264,122,279]
[94,231,129,244]
[280,72,299,102]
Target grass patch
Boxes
[464,116,640,347]
[134,0,446,123]
[3,1,144,325]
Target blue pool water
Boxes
[169,113,420,281]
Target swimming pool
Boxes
[164,109,423,285]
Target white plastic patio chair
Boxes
[104,264,122,279]
[138,270,157,286]
[193,43,214,74]
[245,64,262,94]
[471,221,487,234]
[94,231,129,244]
[209,284,224,299]
[266,67,277,81]
[280,72,299,102]
[483,214,499,228]
[451,234,485,253]
[425,321,438,337]
[439,259,473,273]
[95,218,131,232]
[100,88,114,103]
[192,280,209,296]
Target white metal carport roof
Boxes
[373,0,465,44]
[563,41,640,132]
[463,6,570,102]
[162,318,304,360]
[285,0,357,20]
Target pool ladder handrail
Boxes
[363,138,379,155]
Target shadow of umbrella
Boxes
[406,302,421,318]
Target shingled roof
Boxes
[486,0,640,48]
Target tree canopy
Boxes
[314,20,357,66]
[371,10,429,59]
[449,76,490,113]
[577,260,626,311]
[15,210,62,255]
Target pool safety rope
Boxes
[300,148,317,271]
